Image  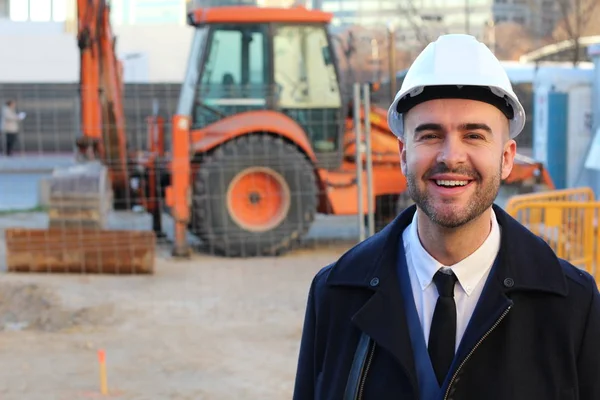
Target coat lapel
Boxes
[452,254,513,378]
[326,205,420,390]
[350,260,419,389]
[451,204,569,386]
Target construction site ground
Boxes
[0,209,355,400]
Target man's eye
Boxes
[466,133,484,140]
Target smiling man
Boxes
[293,34,600,400]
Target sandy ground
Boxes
[0,208,358,400]
[0,238,350,400]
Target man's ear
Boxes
[398,138,407,176]
[501,139,517,180]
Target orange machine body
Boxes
[77,0,129,189]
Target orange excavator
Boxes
[166,5,554,257]
[19,2,557,263]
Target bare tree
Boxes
[552,0,600,64]
[329,0,450,97]
[396,0,437,48]
[493,22,538,61]
[397,0,448,52]
[331,26,379,85]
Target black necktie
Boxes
[428,269,458,385]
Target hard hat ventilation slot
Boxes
[408,87,424,97]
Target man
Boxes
[2,100,24,156]
[293,34,600,399]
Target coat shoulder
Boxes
[314,205,415,291]
[309,231,389,298]
[312,262,335,291]
[559,258,599,300]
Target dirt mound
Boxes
[0,282,115,332]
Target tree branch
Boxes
[580,0,599,31]
[556,0,576,39]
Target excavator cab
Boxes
[184,7,347,169]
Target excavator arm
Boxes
[38,0,134,231]
[76,0,129,191]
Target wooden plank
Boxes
[5,228,156,274]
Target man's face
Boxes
[399,98,517,228]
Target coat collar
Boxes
[326,203,569,297]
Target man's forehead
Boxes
[404,99,508,124]
[409,97,504,112]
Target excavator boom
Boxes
[76,0,129,189]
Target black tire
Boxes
[192,134,318,257]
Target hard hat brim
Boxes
[388,84,526,140]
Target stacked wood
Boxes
[5,228,155,274]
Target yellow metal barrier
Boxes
[504,187,595,216]
[507,201,600,284]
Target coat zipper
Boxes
[444,305,512,400]
[357,341,376,400]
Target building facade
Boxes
[0,0,564,83]
[0,0,196,83]
[320,0,562,51]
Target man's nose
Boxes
[436,136,467,167]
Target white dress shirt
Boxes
[402,208,501,352]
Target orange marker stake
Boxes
[97,349,108,395]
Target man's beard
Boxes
[406,162,501,229]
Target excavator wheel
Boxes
[192,134,318,257]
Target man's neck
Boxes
[416,207,493,266]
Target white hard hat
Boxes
[387,34,526,139]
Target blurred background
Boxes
[0,0,597,154]
[0,1,598,399]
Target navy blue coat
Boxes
[293,204,600,400]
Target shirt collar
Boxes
[407,207,501,296]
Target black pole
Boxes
[151,158,167,240]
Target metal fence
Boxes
[0,78,560,266]
[507,199,600,283]
[0,82,388,269]
[505,186,596,215]
[0,83,181,154]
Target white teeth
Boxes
[436,180,469,187]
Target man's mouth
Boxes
[434,180,470,188]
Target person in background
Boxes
[2,99,25,156]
